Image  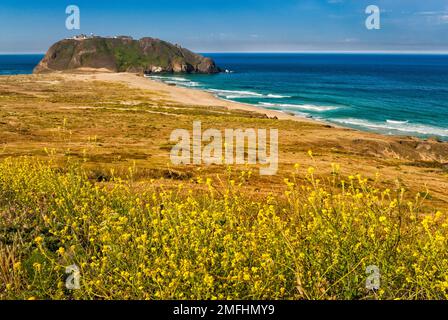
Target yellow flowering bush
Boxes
[0,157,447,300]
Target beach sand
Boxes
[72,71,316,123]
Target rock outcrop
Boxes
[34,36,220,74]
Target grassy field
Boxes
[0,73,448,299]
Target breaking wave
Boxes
[333,118,448,137]
[208,89,291,99]
[259,102,339,112]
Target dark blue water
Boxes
[149,53,448,140]
[2,53,448,139]
[0,54,43,75]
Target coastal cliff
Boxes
[34,36,220,74]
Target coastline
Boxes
[2,70,447,144]
[63,71,446,142]
[3,53,448,142]
[1,70,448,206]
[69,71,320,124]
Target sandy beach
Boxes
[71,71,316,123]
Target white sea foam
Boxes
[267,94,292,98]
[259,102,339,112]
[208,89,264,98]
[208,89,291,99]
[148,75,200,87]
[334,118,448,137]
[146,75,169,80]
[147,77,292,100]
[148,75,189,82]
[386,119,409,125]
[165,80,200,87]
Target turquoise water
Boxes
[2,53,448,140]
[148,53,448,140]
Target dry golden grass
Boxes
[0,73,447,208]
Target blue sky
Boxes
[0,0,447,53]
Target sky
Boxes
[0,0,447,53]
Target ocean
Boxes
[2,53,448,140]
[0,54,43,75]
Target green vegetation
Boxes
[114,43,147,71]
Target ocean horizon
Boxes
[2,53,448,140]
